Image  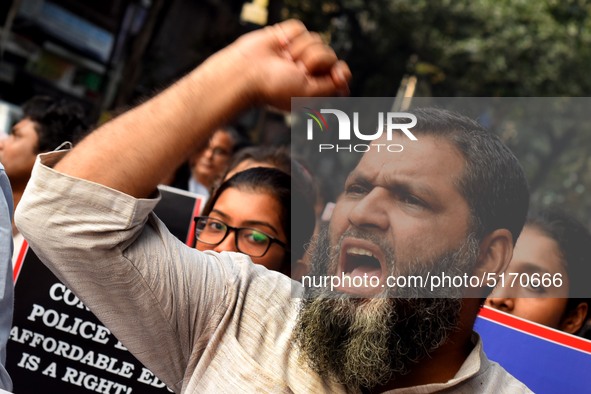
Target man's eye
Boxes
[401,193,424,207]
[345,184,367,195]
[212,147,229,157]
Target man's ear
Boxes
[469,229,513,298]
[560,303,588,335]
[475,229,514,276]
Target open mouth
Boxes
[343,247,382,278]
[336,239,386,295]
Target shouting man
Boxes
[16,20,530,393]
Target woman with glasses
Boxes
[195,166,316,277]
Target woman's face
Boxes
[196,187,288,272]
[486,225,570,329]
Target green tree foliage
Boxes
[284,0,591,96]
[285,1,591,225]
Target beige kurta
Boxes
[15,151,532,393]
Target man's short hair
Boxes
[409,108,529,243]
[22,96,89,153]
[218,125,250,154]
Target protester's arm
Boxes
[15,21,349,389]
[54,20,350,198]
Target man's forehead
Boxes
[211,130,234,145]
[12,118,37,132]
[353,134,463,177]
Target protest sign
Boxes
[476,306,591,393]
[153,185,206,247]
[7,186,205,392]
[8,243,171,393]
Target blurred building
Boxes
[0,0,283,129]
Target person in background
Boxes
[0,163,13,391]
[196,166,315,278]
[222,145,292,181]
[0,96,89,266]
[487,207,590,335]
[188,127,244,199]
[0,96,88,211]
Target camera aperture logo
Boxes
[304,107,417,153]
[304,107,329,133]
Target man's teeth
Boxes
[346,247,374,257]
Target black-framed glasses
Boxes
[194,216,288,258]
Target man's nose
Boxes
[347,188,389,230]
[203,146,215,160]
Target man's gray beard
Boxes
[294,226,480,390]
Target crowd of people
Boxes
[0,18,589,393]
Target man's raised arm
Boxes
[53,20,350,198]
[11,21,350,391]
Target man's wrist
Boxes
[187,46,261,116]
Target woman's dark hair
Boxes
[526,207,591,323]
[202,166,316,274]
